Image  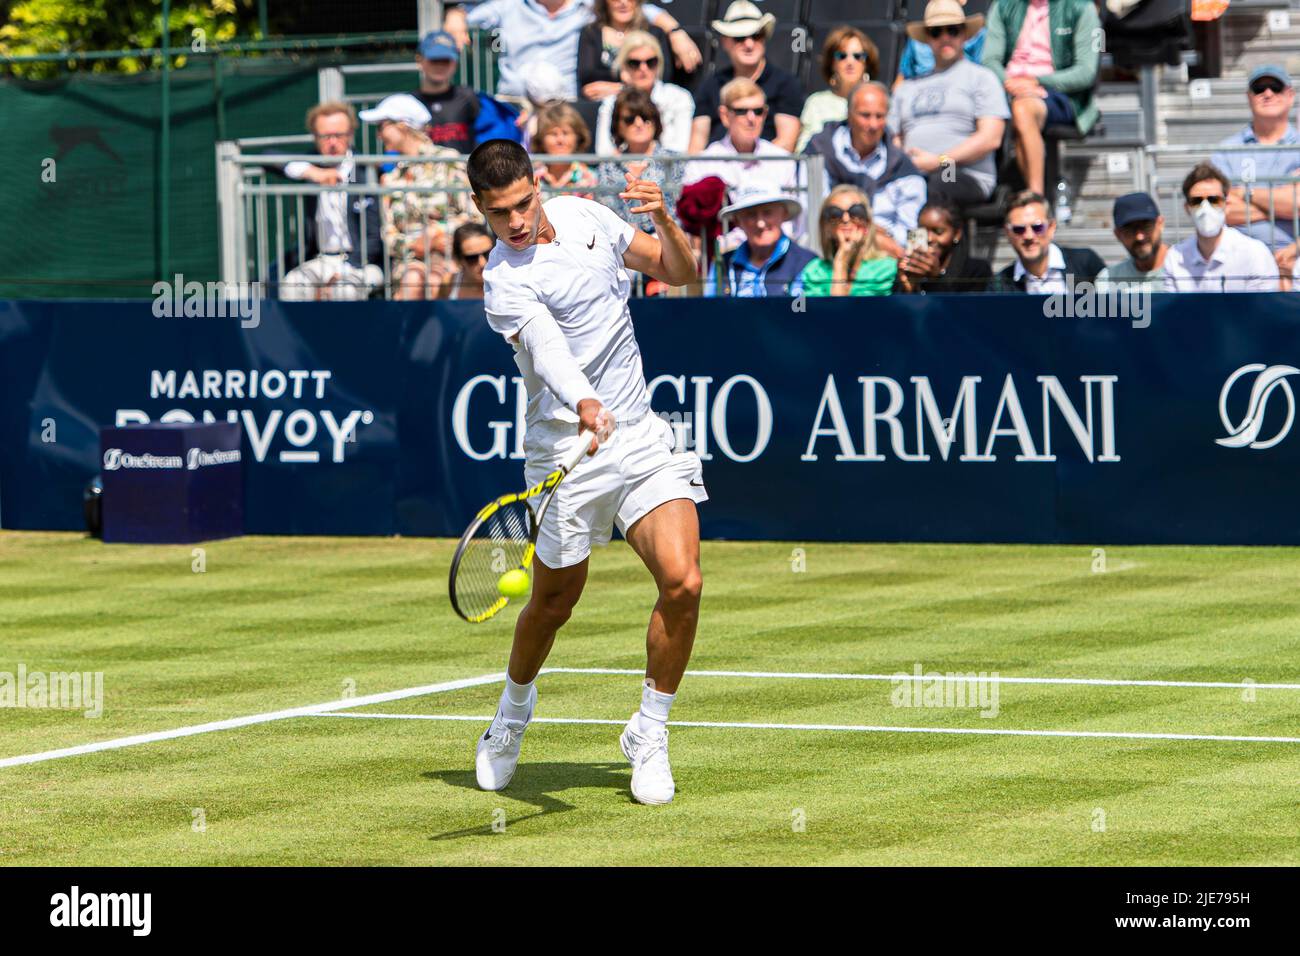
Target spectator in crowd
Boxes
[892,0,1008,211]
[689,1,806,153]
[280,101,384,300]
[444,1,700,101]
[1211,65,1300,251]
[1163,163,1280,292]
[683,79,802,247]
[798,184,899,296]
[1095,192,1168,291]
[982,0,1100,196]
[894,200,992,293]
[896,0,986,86]
[413,30,480,154]
[366,95,473,300]
[796,27,880,153]
[705,184,816,296]
[803,81,927,257]
[532,103,600,199]
[579,0,678,100]
[438,222,496,299]
[597,88,683,235]
[989,190,1104,292]
[593,31,695,154]
[516,61,571,149]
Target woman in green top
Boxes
[799,185,898,296]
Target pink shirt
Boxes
[1007,0,1055,79]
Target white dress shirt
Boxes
[1013,242,1069,294]
[682,135,805,244]
[285,154,356,255]
[1162,226,1280,292]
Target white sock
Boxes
[499,675,534,723]
[635,681,675,736]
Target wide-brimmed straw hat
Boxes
[712,1,777,40]
[905,0,984,44]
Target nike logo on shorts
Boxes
[587,235,596,249]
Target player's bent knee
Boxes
[659,565,703,608]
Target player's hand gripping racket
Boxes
[449,429,599,623]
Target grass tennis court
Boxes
[1,531,1297,865]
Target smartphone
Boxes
[906,227,929,255]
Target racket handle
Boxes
[561,429,598,474]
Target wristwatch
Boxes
[938,153,953,168]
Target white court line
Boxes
[313,711,1300,745]
[0,672,504,770]
[540,667,1300,691]
[6,664,1298,770]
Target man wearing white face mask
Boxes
[1163,163,1280,293]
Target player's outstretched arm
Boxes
[619,166,698,287]
[511,315,615,452]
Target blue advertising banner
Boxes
[2,294,1299,544]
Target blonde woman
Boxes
[365,94,472,300]
[798,184,898,296]
[593,31,695,154]
[531,103,599,199]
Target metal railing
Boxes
[215,144,826,298]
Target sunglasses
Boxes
[626,55,659,71]
[1008,221,1050,236]
[833,51,869,62]
[1250,78,1287,96]
[619,112,654,125]
[315,132,352,141]
[459,250,491,264]
[1186,194,1225,206]
[733,32,766,44]
[927,25,966,39]
[726,105,768,118]
[823,203,869,222]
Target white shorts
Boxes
[523,412,708,569]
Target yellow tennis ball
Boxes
[497,568,530,599]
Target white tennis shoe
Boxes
[619,714,675,805]
[475,685,536,791]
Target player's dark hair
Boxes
[467,139,534,197]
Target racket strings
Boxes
[453,499,535,620]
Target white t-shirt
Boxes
[484,195,651,426]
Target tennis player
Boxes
[465,139,705,805]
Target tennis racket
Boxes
[449,430,597,623]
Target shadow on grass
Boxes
[423,762,632,840]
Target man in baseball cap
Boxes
[1095,192,1168,291]
[1210,64,1300,250]
[414,29,480,154]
